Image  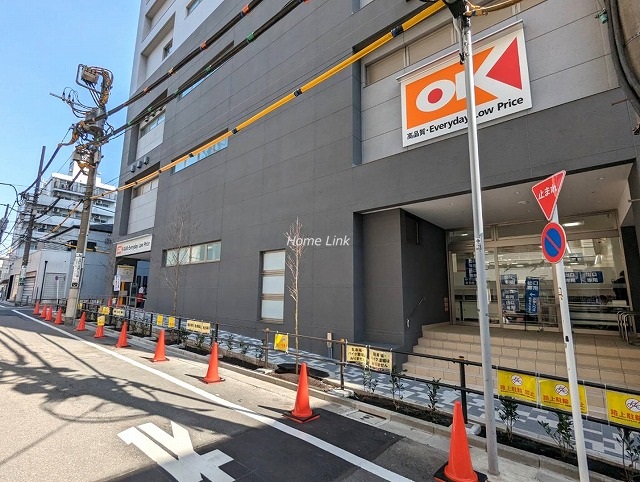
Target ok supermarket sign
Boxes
[399,24,531,147]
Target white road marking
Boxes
[13,311,412,482]
[119,421,234,482]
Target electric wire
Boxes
[91,1,446,201]
[465,0,523,16]
[92,0,266,124]
[94,0,310,147]
[18,129,73,197]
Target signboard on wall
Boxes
[116,235,153,257]
[117,265,135,283]
[399,23,531,147]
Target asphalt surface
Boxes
[0,306,450,482]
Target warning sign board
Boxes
[497,370,537,403]
[606,389,640,429]
[274,333,288,352]
[167,316,175,329]
[368,349,392,372]
[186,320,210,334]
[346,345,368,365]
[156,314,164,326]
[112,308,125,317]
[539,379,587,414]
[97,315,105,326]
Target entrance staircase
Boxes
[402,323,640,418]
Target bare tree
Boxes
[285,217,306,374]
[160,201,199,316]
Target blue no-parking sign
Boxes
[541,222,566,264]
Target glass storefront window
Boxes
[563,236,628,330]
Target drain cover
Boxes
[346,410,387,426]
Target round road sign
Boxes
[541,222,566,264]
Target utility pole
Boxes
[65,148,100,323]
[15,146,45,306]
[438,0,500,474]
[64,65,112,324]
[0,204,9,240]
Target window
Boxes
[178,43,234,99]
[139,111,166,137]
[163,241,221,266]
[190,244,205,263]
[173,136,228,173]
[163,39,173,59]
[260,250,286,322]
[365,0,524,85]
[179,70,215,98]
[206,242,221,261]
[133,178,159,198]
[186,0,203,17]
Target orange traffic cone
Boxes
[75,312,87,331]
[283,363,319,423]
[151,329,169,362]
[200,342,224,383]
[40,304,48,319]
[434,400,487,482]
[54,308,63,325]
[94,324,105,339]
[45,306,53,322]
[33,301,40,315]
[115,322,129,348]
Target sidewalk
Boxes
[209,329,625,470]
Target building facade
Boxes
[1,161,117,303]
[114,0,640,354]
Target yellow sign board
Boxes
[186,320,211,334]
[112,308,125,317]
[97,315,105,326]
[539,379,588,414]
[274,333,289,352]
[156,314,164,326]
[99,306,110,315]
[606,389,640,429]
[369,349,392,372]
[346,345,368,365]
[497,370,537,403]
[167,316,175,329]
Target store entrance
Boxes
[449,213,630,332]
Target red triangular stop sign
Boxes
[531,171,566,221]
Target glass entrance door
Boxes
[496,243,556,329]
[451,249,499,325]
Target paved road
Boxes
[0,306,450,482]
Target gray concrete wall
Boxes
[400,213,448,352]
[362,210,403,345]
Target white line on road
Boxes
[13,311,412,482]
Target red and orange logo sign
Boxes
[400,25,531,146]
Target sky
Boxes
[0,1,140,252]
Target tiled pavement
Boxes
[210,329,629,466]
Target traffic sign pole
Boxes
[551,207,589,482]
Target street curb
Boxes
[94,327,615,482]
